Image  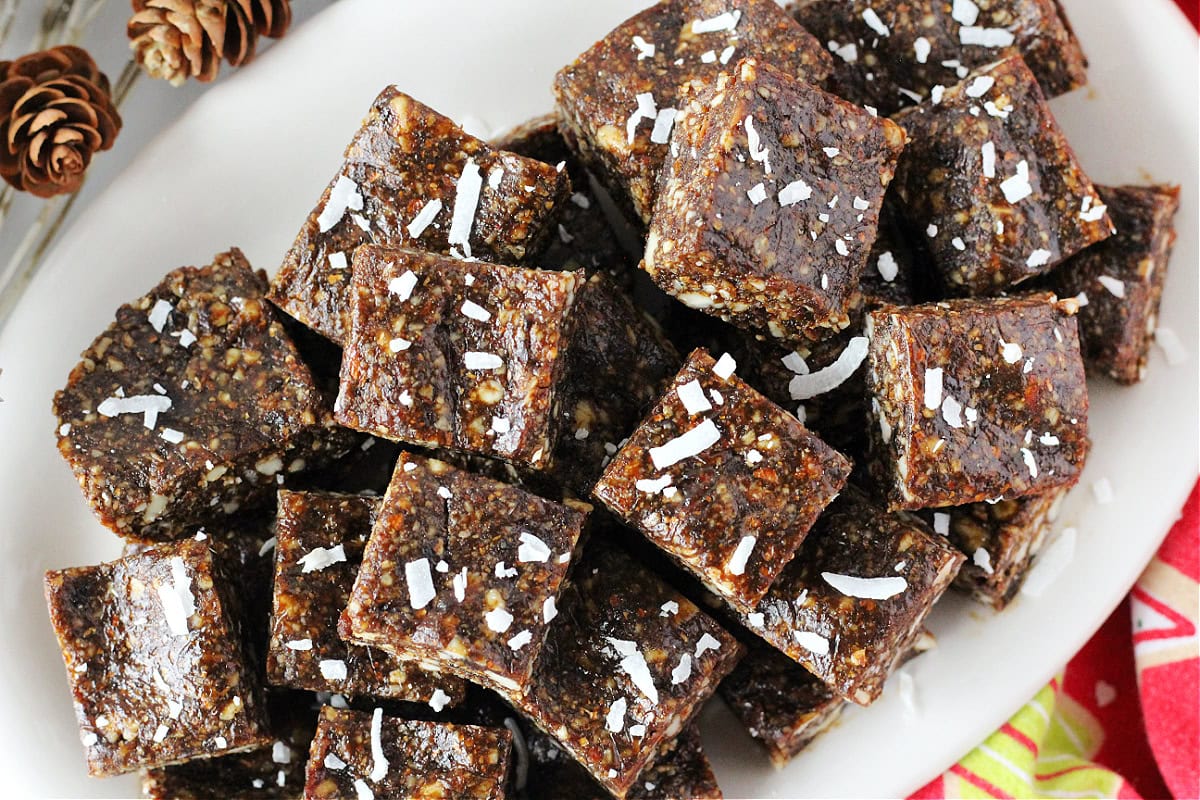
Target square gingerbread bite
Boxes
[551,274,680,495]
[270,86,571,345]
[739,489,963,705]
[44,538,270,777]
[865,293,1090,510]
[513,542,743,799]
[335,246,584,469]
[594,348,851,613]
[644,57,907,345]
[340,454,588,695]
[891,56,1113,296]
[267,490,466,705]
[1052,184,1182,384]
[53,249,349,543]
[790,0,1088,116]
[719,642,844,766]
[554,0,832,222]
[303,707,512,800]
[936,486,1067,610]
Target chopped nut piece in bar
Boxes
[790,0,1088,116]
[341,454,588,695]
[552,274,680,495]
[267,490,467,704]
[334,246,583,470]
[44,538,270,777]
[939,487,1068,610]
[513,542,743,798]
[644,57,906,345]
[491,113,641,283]
[554,0,832,222]
[141,691,316,799]
[891,57,1113,296]
[719,642,843,766]
[303,707,512,800]
[595,348,851,613]
[270,86,571,345]
[737,490,964,705]
[865,293,1090,510]
[53,249,350,543]
[1052,184,1182,384]
[525,724,722,800]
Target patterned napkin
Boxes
[910,484,1198,800]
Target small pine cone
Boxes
[0,45,122,198]
[129,0,292,85]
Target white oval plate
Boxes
[0,1,1195,797]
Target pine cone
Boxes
[0,45,122,198]
[129,0,292,86]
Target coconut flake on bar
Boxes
[648,419,721,470]
[148,299,173,333]
[788,337,869,401]
[517,532,551,563]
[627,92,658,144]
[1097,275,1125,298]
[726,535,756,576]
[691,9,741,33]
[779,179,813,206]
[464,351,504,370]
[407,198,443,239]
[821,571,908,599]
[677,379,713,415]
[960,26,1015,47]
[447,159,483,257]
[405,558,436,609]
[1000,160,1033,203]
[317,175,365,233]
[97,394,172,429]
[388,269,418,301]
[923,367,944,410]
[461,300,491,321]
[862,8,890,36]
[298,544,347,574]
[650,108,677,144]
[156,556,195,637]
[794,631,830,655]
[713,352,737,379]
[606,638,659,703]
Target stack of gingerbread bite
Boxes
[44,0,1180,797]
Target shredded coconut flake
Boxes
[744,116,771,174]
[671,654,693,685]
[877,251,899,282]
[464,351,504,370]
[695,633,722,658]
[788,336,869,401]
[156,556,195,637]
[778,179,813,206]
[913,36,931,63]
[148,299,173,333]
[966,75,995,97]
[650,108,677,144]
[1001,160,1033,203]
[461,299,491,322]
[453,567,468,602]
[428,688,452,713]
[407,198,442,239]
[933,512,951,535]
[324,752,347,770]
[543,597,558,624]
[388,270,418,301]
[517,532,552,563]
[632,35,655,59]
[1097,275,1125,298]
[746,183,767,205]
[960,26,1015,47]
[648,419,721,470]
[405,558,436,609]
[1000,340,1023,364]
[299,544,346,573]
[605,698,627,732]
[660,601,679,617]
[981,141,997,178]
[354,778,374,800]
[448,159,483,254]
[160,427,185,444]
[508,630,533,650]
[1020,447,1039,478]
[627,92,658,143]
[692,9,741,33]
[1027,249,1053,268]
[862,7,890,36]
[952,0,980,25]
[317,175,364,232]
[941,395,964,428]
[794,631,830,655]
[606,638,659,704]
[973,548,994,575]
[319,660,348,681]
[726,536,756,576]
[822,572,908,599]
[677,379,713,415]
[923,368,944,410]
[97,394,172,430]
[485,606,514,633]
